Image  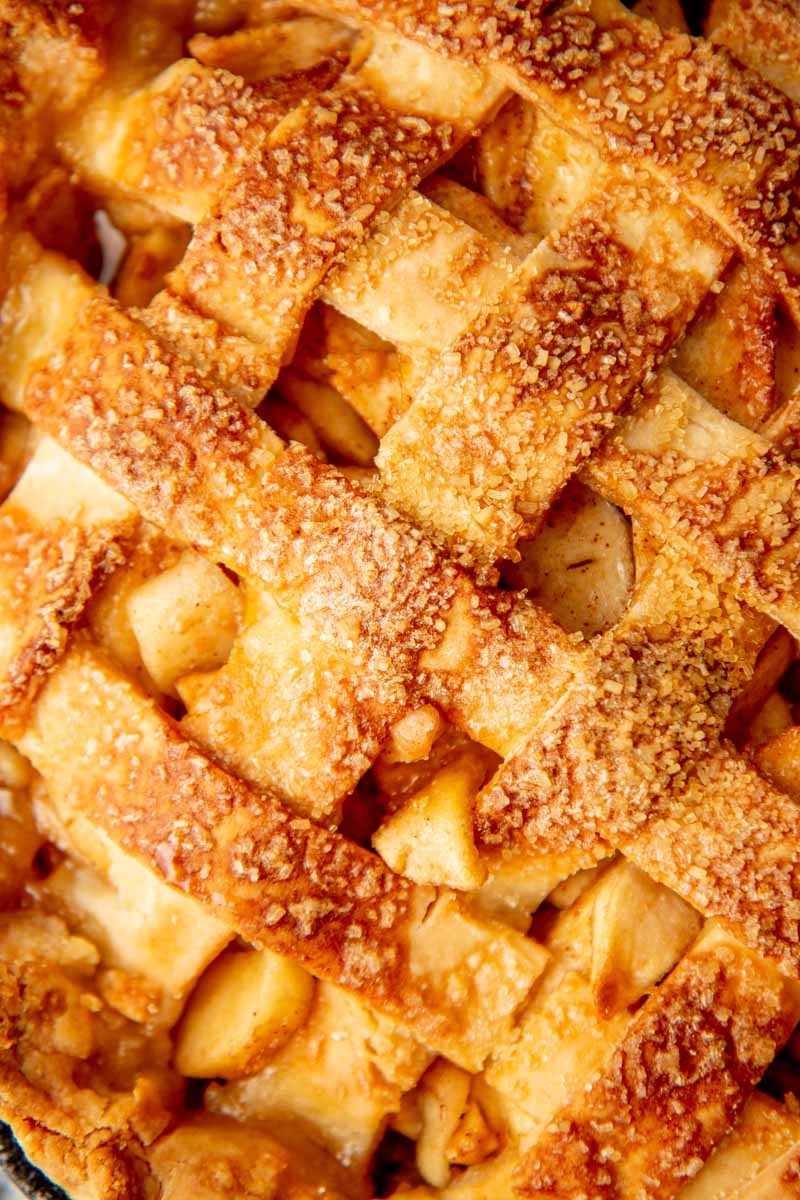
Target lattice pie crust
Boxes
[2,0,800,1197]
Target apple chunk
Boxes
[127,550,241,697]
[174,946,314,1079]
[372,751,487,890]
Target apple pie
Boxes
[1,0,800,1197]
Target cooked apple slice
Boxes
[0,240,96,411]
[278,369,379,466]
[208,980,433,1171]
[174,946,315,1079]
[447,1096,500,1168]
[372,751,487,890]
[725,626,796,748]
[149,1112,354,1200]
[546,864,604,910]
[127,549,241,696]
[486,965,633,1134]
[588,860,702,1017]
[382,705,445,764]
[754,724,800,801]
[416,1061,472,1187]
[543,858,702,1016]
[502,481,634,638]
[473,850,600,932]
[746,691,793,748]
[680,1094,800,1199]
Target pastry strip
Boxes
[513,924,800,1199]
[321,0,800,317]
[377,175,731,564]
[3,249,576,808]
[15,638,547,1071]
[588,372,800,637]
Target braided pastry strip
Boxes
[0,427,549,1074]
[34,5,800,605]
[4,9,800,1190]
[152,34,505,392]
[473,550,800,973]
[52,9,798,609]
[588,373,800,636]
[6,154,800,984]
[67,14,800,617]
[5,241,800,982]
[477,539,772,855]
